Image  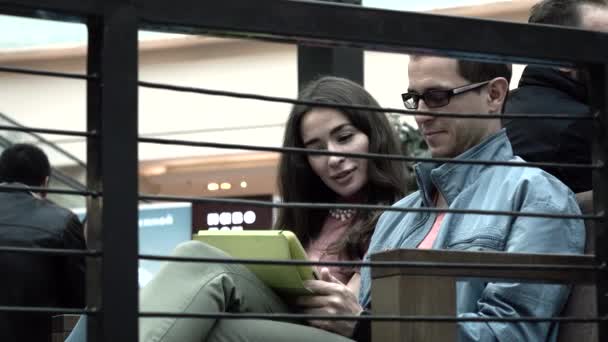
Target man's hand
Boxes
[295,267,363,337]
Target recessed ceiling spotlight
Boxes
[220,182,232,190]
[240,181,248,188]
[207,183,219,191]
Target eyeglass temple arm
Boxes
[452,80,491,95]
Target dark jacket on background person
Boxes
[0,185,86,342]
[503,66,592,193]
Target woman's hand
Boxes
[295,267,363,337]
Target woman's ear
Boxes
[486,77,509,113]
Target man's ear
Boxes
[486,77,509,113]
[39,176,50,198]
[558,67,579,81]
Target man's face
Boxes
[579,4,608,32]
[408,57,502,158]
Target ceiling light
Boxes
[141,166,167,176]
[207,183,219,191]
[240,181,248,188]
[220,182,232,190]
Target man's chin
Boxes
[429,148,446,159]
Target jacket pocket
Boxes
[446,232,505,251]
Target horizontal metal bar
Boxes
[138,137,602,171]
[0,245,101,257]
[51,123,287,144]
[137,0,608,65]
[0,305,97,314]
[139,194,604,220]
[2,0,607,65]
[138,253,603,272]
[0,66,95,80]
[139,311,607,323]
[0,0,100,19]
[0,124,96,138]
[138,80,591,121]
[0,184,99,197]
[0,112,89,169]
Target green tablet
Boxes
[193,230,318,295]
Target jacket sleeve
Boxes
[458,184,585,342]
[59,214,87,308]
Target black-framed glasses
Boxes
[401,80,491,110]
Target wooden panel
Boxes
[372,275,456,342]
[370,249,599,342]
[371,249,596,284]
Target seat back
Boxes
[557,219,598,342]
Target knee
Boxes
[173,240,227,258]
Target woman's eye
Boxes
[337,133,353,143]
[306,143,325,150]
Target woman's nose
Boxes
[327,144,345,167]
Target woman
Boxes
[275,76,407,295]
[67,76,407,342]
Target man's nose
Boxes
[418,98,430,112]
[415,98,437,125]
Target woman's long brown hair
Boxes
[274,76,408,260]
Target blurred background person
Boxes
[504,0,608,214]
[0,143,86,342]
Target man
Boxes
[0,143,86,342]
[504,0,608,213]
[356,56,585,341]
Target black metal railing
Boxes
[0,0,606,341]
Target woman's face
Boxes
[300,108,370,198]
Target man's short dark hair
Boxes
[457,60,513,86]
[0,144,51,187]
[529,0,608,26]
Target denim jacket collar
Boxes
[414,129,514,207]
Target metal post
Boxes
[86,1,139,341]
[297,0,363,89]
[588,62,608,341]
[85,14,103,342]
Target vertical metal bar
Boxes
[86,1,139,340]
[85,14,103,342]
[297,0,363,89]
[297,46,364,89]
[588,62,608,341]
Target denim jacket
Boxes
[359,130,585,342]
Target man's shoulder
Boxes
[0,191,80,230]
[36,201,81,233]
[485,157,562,183]
[481,158,576,203]
[39,199,77,217]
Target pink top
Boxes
[418,212,445,249]
[306,215,356,285]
